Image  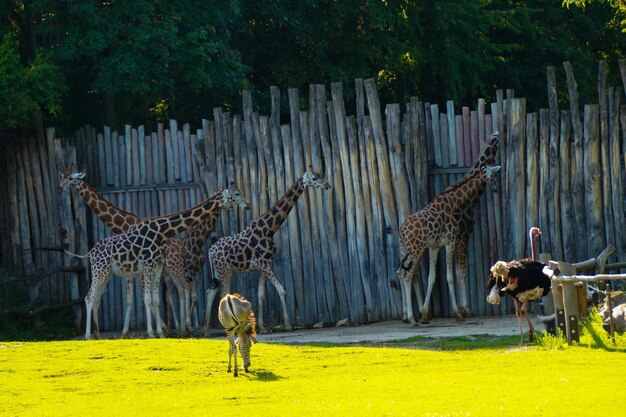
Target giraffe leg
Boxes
[151,265,165,338]
[398,270,409,322]
[190,277,200,328]
[204,269,230,336]
[182,287,191,333]
[257,275,267,332]
[84,266,110,340]
[84,292,95,340]
[261,267,293,331]
[412,278,425,314]
[445,248,464,322]
[174,278,187,337]
[421,247,440,323]
[397,256,420,326]
[92,293,103,340]
[121,278,135,338]
[141,267,162,338]
[401,277,418,326]
[164,276,180,334]
[143,282,155,338]
[454,239,473,318]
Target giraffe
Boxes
[397,165,501,326]
[160,194,249,335]
[57,169,248,336]
[218,293,257,377]
[403,130,501,322]
[205,171,331,333]
[65,187,245,339]
[439,130,501,318]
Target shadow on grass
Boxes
[247,370,282,382]
[361,334,524,350]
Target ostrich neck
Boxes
[530,232,539,261]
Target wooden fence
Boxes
[1,60,625,332]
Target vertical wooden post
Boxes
[558,262,580,345]
[606,284,616,346]
[538,254,556,334]
[548,261,566,337]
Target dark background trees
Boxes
[1,0,624,138]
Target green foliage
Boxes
[538,329,569,350]
[490,0,625,108]
[0,32,66,131]
[537,309,626,351]
[580,307,626,350]
[0,309,77,342]
[23,0,249,128]
[1,0,625,131]
[0,269,78,341]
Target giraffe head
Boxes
[56,167,86,193]
[301,171,331,190]
[220,188,250,211]
[472,130,500,172]
[482,165,501,192]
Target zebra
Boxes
[218,293,257,377]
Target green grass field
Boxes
[1,332,625,417]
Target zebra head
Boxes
[237,322,257,371]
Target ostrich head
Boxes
[485,261,510,305]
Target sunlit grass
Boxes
[1,335,625,417]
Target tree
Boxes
[489,0,625,108]
[18,0,249,130]
[0,5,65,138]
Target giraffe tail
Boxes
[64,249,90,259]
[399,253,413,272]
[207,250,221,289]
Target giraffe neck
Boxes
[182,205,224,246]
[74,181,139,234]
[145,191,224,238]
[436,169,487,212]
[253,178,306,236]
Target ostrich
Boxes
[486,227,551,343]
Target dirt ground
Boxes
[255,315,543,344]
[95,314,544,343]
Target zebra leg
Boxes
[230,337,239,377]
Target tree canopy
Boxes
[1,0,624,136]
